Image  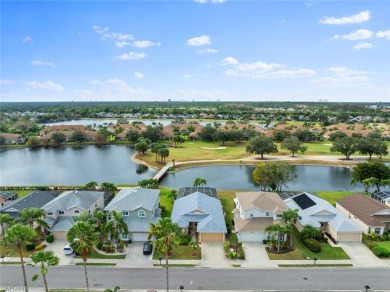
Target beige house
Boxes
[233,192,287,242]
[336,194,390,236]
[42,190,105,240]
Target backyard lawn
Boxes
[316,191,355,206]
[152,245,201,260]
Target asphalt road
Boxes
[1,266,390,291]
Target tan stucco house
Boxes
[336,193,390,236]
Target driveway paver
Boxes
[338,242,387,267]
[241,242,277,268]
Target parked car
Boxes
[64,243,74,255]
[143,241,153,255]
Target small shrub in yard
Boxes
[34,243,47,251]
[372,246,390,257]
[45,234,54,243]
[25,243,36,251]
[303,238,321,253]
[96,242,103,250]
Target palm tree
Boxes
[93,210,107,243]
[30,250,59,292]
[5,224,38,292]
[188,240,200,256]
[265,223,283,252]
[282,209,301,247]
[105,210,128,249]
[149,218,181,292]
[0,213,12,240]
[193,177,207,187]
[18,208,49,238]
[67,221,99,292]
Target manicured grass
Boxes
[0,244,35,257]
[86,248,126,259]
[218,191,236,232]
[159,187,174,217]
[152,245,201,260]
[279,264,353,267]
[267,228,350,260]
[75,262,116,266]
[362,235,390,257]
[316,191,355,206]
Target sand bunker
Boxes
[200,147,226,150]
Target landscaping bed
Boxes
[362,234,390,258]
[152,245,201,260]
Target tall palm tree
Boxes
[265,223,283,252]
[93,210,107,243]
[67,221,99,292]
[19,208,49,238]
[282,209,301,247]
[149,217,181,292]
[193,177,207,187]
[0,213,12,240]
[105,210,128,249]
[5,224,38,292]
[30,250,59,292]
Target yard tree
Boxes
[265,223,283,252]
[51,132,66,145]
[193,177,207,187]
[330,136,359,160]
[101,182,116,191]
[0,135,6,145]
[0,213,12,240]
[67,221,99,292]
[138,178,159,188]
[272,129,291,142]
[92,210,107,244]
[328,130,347,141]
[135,137,150,155]
[357,137,388,160]
[198,123,217,142]
[126,129,142,144]
[85,181,98,190]
[5,224,38,292]
[351,162,390,191]
[282,209,301,247]
[281,136,308,157]
[105,210,129,249]
[148,218,181,292]
[30,250,60,292]
[71,130,87,143]
[252,162,295,191]
[158,147,170,163]
[246,135,278,159]
[27,137,41,148]
[142,124,163,142]
[18,208,48,238]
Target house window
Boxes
[74,210,80,215]
[122,211,129,216]
[266,212,270,216]
[47,212,53,216]
[250,214,253,218]
[138,210,145,217]
[59,211,64,215]
[374,227,381,235]
[276,214,282,218]
[121,233,129,240]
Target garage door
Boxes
[238,232,264,242]
[200,233,224,242]
[338,232,361,242]
[52,231,67,241]
[131,232,149,242]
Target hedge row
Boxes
[302,238,321,253]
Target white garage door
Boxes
[238,232,264,242]
[131,232,149,242]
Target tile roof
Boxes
[234,217,273,232]
[104,188,160,212]
[337,193,390,227]
[235,191,288,214]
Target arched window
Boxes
[74,210,80,215]
[138,210,145,217]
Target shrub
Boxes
[223,241,230,252]
[34,243,47,251]
[372,246,390,257]
[303,238,321,253]
[367,232,379,241]
[96,242,103,250]
[45,234,54,243]
[25,243,36,251]
[179,233,191,245]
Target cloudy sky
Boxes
[1,0,389,102]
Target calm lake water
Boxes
[0,145,360,191]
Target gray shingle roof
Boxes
[171,191,227,233]
[104,188,160,212]
[50,216,75,232]
[124,216,160,233]
[42,190,104,213]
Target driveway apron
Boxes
[338,242,387,267]
[201,242,231,268]
[241,242,277,268]
[118,242,153,268]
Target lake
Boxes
[0,145,360,191]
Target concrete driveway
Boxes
[201,242,231,268]
[241,242,277,268]
[118,242,153,268]
[338,242,387,267]
[44,239,75,265]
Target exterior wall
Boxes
[295,221,304,232]
[243,208,272,220]
[52,231,67,241]
[126,208,152,219]
[64,207,85,217]
[200,233,224,242]
[336,203,370,234]
[237,232,264,242]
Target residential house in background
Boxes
[0,192,18,208]
[171,188,227,242]
[104,187,161,242]
[0,132,26,144]
[371,191,390,207]
[233,191,287,242]
[336,193,390,236]
[42,190,105,240]
[284,192,362,242]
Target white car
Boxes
[64,243,74,255]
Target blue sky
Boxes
[1,0,389,102]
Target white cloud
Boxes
[133,40,161,48]
[22,36,32,43]
[186,35,211,46]
[113,52,147,61]
[93,25,134,47]
[31,60,55,67]
[25,80,63,91]
[353,42,373,51]
[220,57,239,65]
[194,0,226,3]
[198,48,218,54]
[376,30,390,39]
[220,57,315,79]
[333,29,373,41]
[311,66,369,88]
[182,73,208,79]
[134,72,144,79]
[319,11,370,25]
[0,80,14,85]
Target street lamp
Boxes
[159,256,162,266]
[364,285,370,292]
[180,285,184,292]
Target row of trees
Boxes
[351,161,390,192]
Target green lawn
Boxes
[0,243,35,257]
[267,228,350,260]
[362,235,390,257]
[218,191,236,231]
[159,187,174,217]
[152,245,201,260]
[316,191,355,206]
